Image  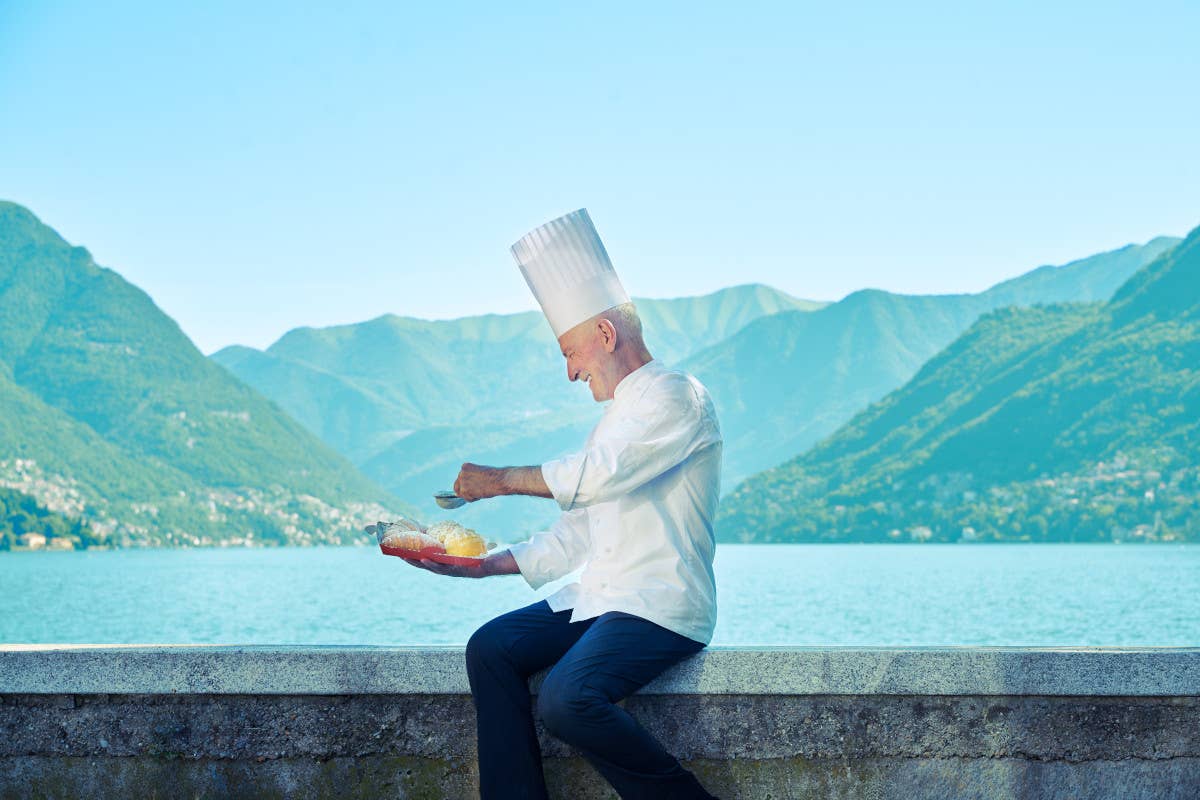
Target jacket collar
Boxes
[612,358,663,404]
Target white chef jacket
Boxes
[507,359,723,644]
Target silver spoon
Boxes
[434,490,466,509]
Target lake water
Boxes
[2,543,1198,646]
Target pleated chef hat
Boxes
[510,208,630,338]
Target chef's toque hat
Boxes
[510,208,630,338]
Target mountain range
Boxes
[2,196,1192,548]
[717,226,1200,543]
[212,284,827,534]
[214,234,1177,538]
[682,236,1181,483]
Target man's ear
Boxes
[597,318,618,353]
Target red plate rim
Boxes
[379,543,444,560]
[427,552,486,567]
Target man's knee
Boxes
[465,619,508,674]
[536,673,599,741]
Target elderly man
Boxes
[407,209,722,800]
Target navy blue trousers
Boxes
[465,600,716,800]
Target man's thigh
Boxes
[543,611,705,702]
[469,600,594,677]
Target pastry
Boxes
[426,520,469,544]
[444,530,488,557]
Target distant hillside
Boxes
[212,235,1178,540]
[685,237,1181,484]
[212,284,826,535]
[0,201,408,548]
[718,228,1200,543]
[213,284,823,462]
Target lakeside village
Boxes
[3,452,1198,551]
[880,451,1196,544]
[0,458,390,552]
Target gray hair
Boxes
[603,302,645,343]
[596,302,652,361]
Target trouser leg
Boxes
[465,600,592,800]
[535,611,714,800]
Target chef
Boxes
[406,208,722,800]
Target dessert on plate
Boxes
[371,517,495,563]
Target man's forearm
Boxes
[497,466,553,499]
[455,463,553,502]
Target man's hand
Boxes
[411,558,487,579]
[399,549,520,579]
[453,463,553,502]
[453,463,504,502]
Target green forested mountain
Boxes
[718,228,1200,543]
[684,237,1180,484]
[0,201,406,548]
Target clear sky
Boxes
[2,0,1197,354]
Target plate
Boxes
[379,542,444,560]
[427,552,486,567]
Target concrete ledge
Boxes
[3,645,1199,696]
[3,647,1199,799]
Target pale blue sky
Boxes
[2,0,1197,354]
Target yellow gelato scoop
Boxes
[444,530,488,557]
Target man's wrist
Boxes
[482,549,520,577]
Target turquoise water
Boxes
[1,543,1197,646]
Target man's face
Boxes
[558,320,614,402]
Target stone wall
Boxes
[2,646,1198,799]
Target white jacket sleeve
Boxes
[507,508,591,590]
[541,378,720,512]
